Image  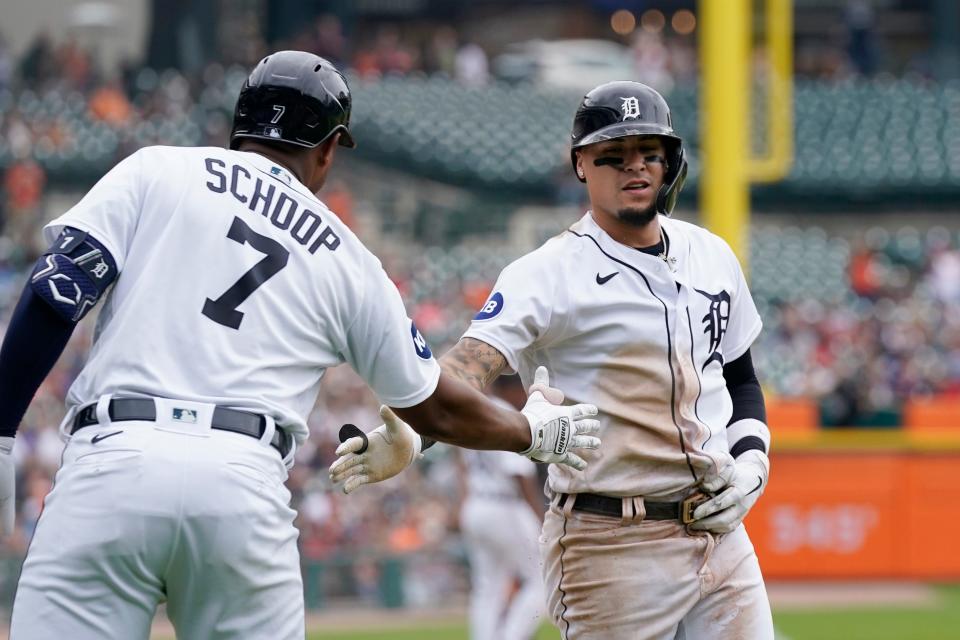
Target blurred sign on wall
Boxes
[748,453,960,579]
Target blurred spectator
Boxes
[303,14,347,67]
[2,154,45,254]
[927,230,960,305]
[19,32,56,88]
[0,35,13,92]
[845,0,881,77]
[322,179,356,230]
[367,26,417,77]
[849,239,884,298]
[631,31,672,94]
[455,41,488,87]
[57,37,95,91]
[424,26,458,77]
[1,111,32,161]
[88,78,133,127]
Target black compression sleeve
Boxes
[0,283,78,437]
[723,349,767,425]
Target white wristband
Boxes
[727,418,770,455]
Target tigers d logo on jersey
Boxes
[473,292,504,321]
[694,288,730,370]
[410,321,432,360]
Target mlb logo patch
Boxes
[270,165,291,185]
[172,408,198,423]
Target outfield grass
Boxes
[152,584,960,639]
[772,584,960,640]
[302,624,560,640]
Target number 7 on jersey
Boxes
[202,217,289,329]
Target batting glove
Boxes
[689,449,769,534]
[328,406,421,494]
[0,437,14,537]
[519,366,601,471]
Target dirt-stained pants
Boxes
[540,493,774,640]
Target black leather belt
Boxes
[559,492,708,524]
[72,398,291,458]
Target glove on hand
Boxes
[519,366,601,471]
[689,449,769,534]
[328,406,421,494]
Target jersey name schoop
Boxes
[43,146,442,447]
[204,158,340,255]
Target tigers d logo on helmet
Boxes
[570,81,688,215]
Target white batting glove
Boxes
[0,437,15,537]
[328,406,422,494]
[520,366,601,471]
[689,450,769,534]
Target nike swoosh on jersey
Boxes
[91,430,124,444]
[595,271,619,285]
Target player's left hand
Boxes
[688,450,769,534]
[0,437,15,537]
[328,406,422,494]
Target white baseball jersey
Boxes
[464,212,761,498]
[43,146,441,444]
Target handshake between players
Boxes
[330,366,600,493]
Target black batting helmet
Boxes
[230,51,356,151]
[571,81,687,216]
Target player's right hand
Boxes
[520,366,601,470]
[328,406,422,494]
[0,437,15,537]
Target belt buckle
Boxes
[681,493,709,524]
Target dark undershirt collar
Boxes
[635,228,669,256]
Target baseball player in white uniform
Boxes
[0,51,601,640]
[332,81,774,639]
[459,378,546,640]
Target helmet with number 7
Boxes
[570,81,687,216]
[230,50,356,151]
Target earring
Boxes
[577,168,585,178]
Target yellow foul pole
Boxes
[699,0,751,263]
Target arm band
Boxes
[0,228,118,437]
[30,228,118,323]
[723,350,770,458]
[723,349,766,424]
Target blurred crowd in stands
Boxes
[1,13,960,607]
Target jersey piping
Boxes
[565,228,699,486]
[685,306,711,451]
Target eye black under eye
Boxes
[594,156,624,167]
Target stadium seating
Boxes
[7,73,960,200]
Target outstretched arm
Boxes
[331,366,599,493]
[438,337,508,393]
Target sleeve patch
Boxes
[473,292,504,321]
[411,322,433,360]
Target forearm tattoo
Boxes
[440,338,507,391]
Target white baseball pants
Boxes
[460,496,545,640]
[540,493,774,640]
[11,401,303,640]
